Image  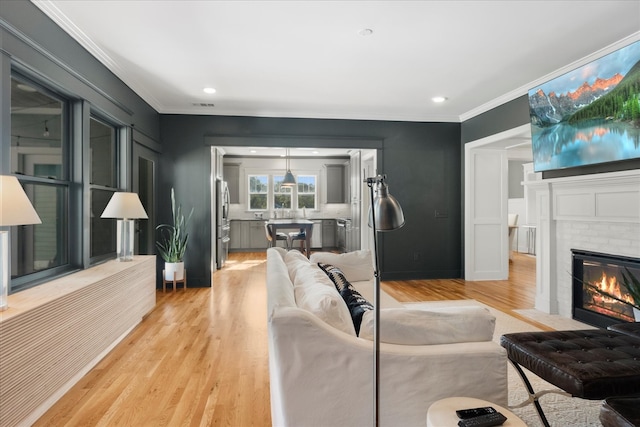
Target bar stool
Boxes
[289,229,309,256]
[265,222,289,249]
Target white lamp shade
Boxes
[0,176,42,226]
[101,192,148,219]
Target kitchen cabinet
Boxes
[230,220,270,250]
[310,220,322,249]
[249,220,267,249]
[322,219,336,248]
[223,163,240,204]
[229,220,249,249]
[325,163,348,203]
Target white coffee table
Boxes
[427,396,526,427]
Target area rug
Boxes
[404,300,602,426]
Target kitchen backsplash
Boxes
[228,203,350,220]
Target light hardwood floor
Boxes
[34,251,544,426]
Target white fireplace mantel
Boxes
[524,169,640,317]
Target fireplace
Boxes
[572,250,640,328]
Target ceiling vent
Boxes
[192,103,215,107]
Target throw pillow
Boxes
[318,263,373,335]
[292,262,356,336]
[359,306,496,345]
[310,250,374,282]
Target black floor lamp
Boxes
[366,175,405,427]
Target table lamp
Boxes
[101,192,148,262]
[366,174,405,426]
[0,176,42,311]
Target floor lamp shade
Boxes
[101,192,148,262]
[368,181,405,232]
[0,176,42,311]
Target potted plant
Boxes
[156,188,193,281]
[585,267,640,321]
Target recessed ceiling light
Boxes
[358,28,373,37]
[312,151,319,154]
[203,87,216,94]
[250,150,256,153]
[432,96,447,103]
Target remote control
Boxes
[457,411,507,427]
[456,406,497,419]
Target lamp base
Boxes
[116,219,135,262]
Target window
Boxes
[248,175,268,210]
[297,175,317,209]
[89,117,118,260]
[8,72,125,293]
[90,117,116,187]
[10,75,69,288]
[245,172,318,211]
[273,175,292,208]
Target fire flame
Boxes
[594,272,635,305]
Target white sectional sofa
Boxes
[266,247,508,427]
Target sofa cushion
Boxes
[310,250,374,282]
[284,249,313,282]
[318,263,373,335]
[266,248,297,313]
[291,261,356,336]
[359,306,496,345]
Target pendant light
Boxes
[282,149,296,187]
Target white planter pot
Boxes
[634,307,640,322]
[164,262,185,281]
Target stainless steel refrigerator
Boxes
[216,180,230,269]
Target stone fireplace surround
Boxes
[525,169,640,319]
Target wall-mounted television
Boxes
[529,40,640,173]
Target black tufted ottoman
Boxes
[500,329,640,427]
[608,321,640,338]
[600,396,640,427]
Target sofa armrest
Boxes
[268,306,507,427]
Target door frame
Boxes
[464,124,530,280]
[132,142,158,255]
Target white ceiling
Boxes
[33,0,640,125]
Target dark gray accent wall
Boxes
[461,96,530,144]
[159,115,462,284]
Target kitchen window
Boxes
[247,172,317,211]
[248,174,269,210]
[273,175,292,208]
[297,175,317,209]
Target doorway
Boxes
[464,124,535,281]
[132,143,158,255]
